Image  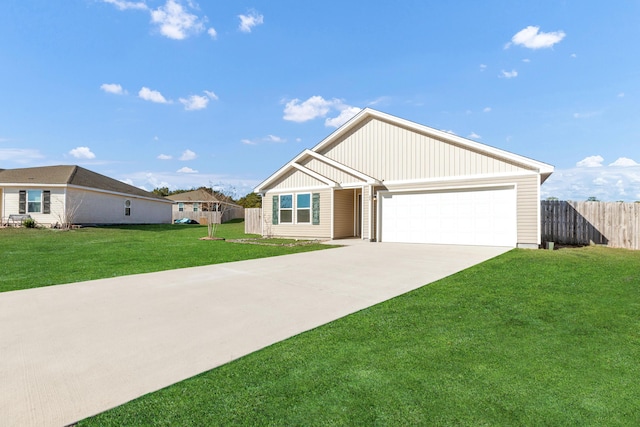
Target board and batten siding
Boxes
[383,173,541,246]
[299,157,364,185]
[270,168,326,190]
[320,118,530,181]
[263,189,332,239]
[333,189,356,238]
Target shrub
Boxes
[22,218,37,228]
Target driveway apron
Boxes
[0,242,510,427]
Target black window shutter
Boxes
[272,195,279,225]
[312,193,320,225]
[19,190,26,214]
[43,191,51,214]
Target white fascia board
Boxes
[382,170,538,189]
[291,163,338,187]
[67,184,174,204]
[303,150,380,184]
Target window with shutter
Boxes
[312,193,320,225]
[272,195,279,225]
[43,191,51,214]
[19,190,26,214]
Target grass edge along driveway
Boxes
[81,246,640,426]
[0,223,333,293]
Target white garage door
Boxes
[379,187,516,247]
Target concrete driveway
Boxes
[0,242,510,427]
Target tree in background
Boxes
[236,192,261,208]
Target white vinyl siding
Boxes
[263,189,331,238]
[320,118,529,181]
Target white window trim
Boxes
[295,192,311,224]
[279,194,293,224]
[27,190,43,213]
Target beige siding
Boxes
[271,168,327,190]
[263,189,332,239]
[299,158,364,185]
[383,174,541,245]
[2,187,65,225]
[70,188,172,224]
[333,189,356,238]
[320,118,530,181]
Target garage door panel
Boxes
[380,187,516,247]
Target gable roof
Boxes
[165,189,241,207]
[0,165,168,201]
[255,108,554,193]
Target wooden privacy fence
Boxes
[541,200,640,250]
[244,208,262,235]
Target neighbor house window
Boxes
[279,194,293,223]
[124,200,131,216]
[178,202,184,212]
[27,190,42,213]
[296,193,311,223]
[193,202,199,212]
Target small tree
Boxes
[55,192,83,230]
[203,185,237,240]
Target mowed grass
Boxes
[0,222,331,293]
[81,246,640,426]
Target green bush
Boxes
[22,217,36,228]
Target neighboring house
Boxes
[0,165,172,226]
[254,108,554,248]
[165,188,244,224]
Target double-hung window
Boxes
[193,202,199,212]
[124,200,131,216]
[279,194,293,223]
[178,202,184,212]
[296,193,311,223]
[27,190,42,213]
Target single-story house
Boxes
[165,188,244,224]
[0,165,173,226]
[254,108,554,248]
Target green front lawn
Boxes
[0,222,331,293]
[80,246,640,426]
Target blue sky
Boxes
[1,1,639,200]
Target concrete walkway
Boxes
[0,242,510,427]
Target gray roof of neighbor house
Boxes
[165,189,241,206]
[0,165,167,200]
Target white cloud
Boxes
[100,83,127,95]
[483,107,492,113]
[177,166,198,173]
[238,10,264,33]
[507,26,566,49]
[179,149,197,160]
[69,146,96,159]
[204,90,218,100]
[138,87,170,103]
[468,132,481,139]
[325,106,361,128]
[479,64,487,71]
[283,96,334,122]
[102,0,148,11]
[542,162,640,202]
[500,70,518,79]
[571,53,577,58]
[266,135,285,143]
[0,148,44,163]
[609,157,639,167]
[150,0,206,40]
[179,94,209,110]
[576,155,604,168]
[522,58,531,63]
[283,96,360,127]
[241,139,257,145]
[618,92,625,98]
[573,111,599,119]
[157,154,172,160]
[207,27,217,39]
